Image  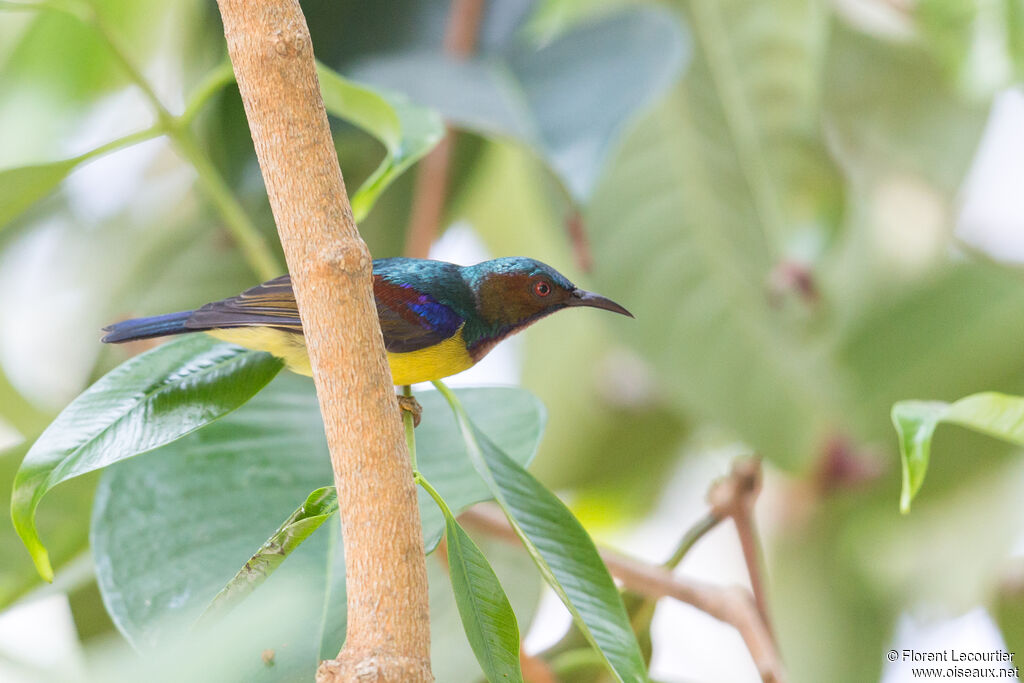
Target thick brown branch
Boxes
[459,505,786,682]
[213,2,431,681]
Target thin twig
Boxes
[444,0,485,56]
[707,457,775,643]
[5,0,282,280]
[404,136,456,258]
[94,7,280,280]
[520,650,558,683]
[403,0,485,258]
[664,509,722,570]
[91,11,172,123]
[603,547,784,683]
[733,503,772,641]
[565,211,594,273]
[169,130,282,281]
[459,504,786,683]
[178,60,237,126]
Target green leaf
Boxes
[586,92,840,469]
[419,474,523,682]
[90,379,544,656]
[0,442,93,607]
[581,0,850,469]
[892,392,1024,512]
[316,62,444,221]
[11,335,283,581]
[434,381,649,683]
[351,5,688,203]
[445,515,523,682]
[0,124,163,233]
[201,486,338,620]
[0,160,76,230]
[678,0,844,249]
[824,20,991,193]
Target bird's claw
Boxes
[397,394,422,427]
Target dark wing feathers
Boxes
[184,274,465,354]
[186,275,302,332]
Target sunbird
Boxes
[102,257,632,385]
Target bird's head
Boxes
[462,257,632,349]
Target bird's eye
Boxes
[534,280,551,297]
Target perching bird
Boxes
[102,257,632,386]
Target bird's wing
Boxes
[186,275,303,331]
[373,276,464,353]
[186,273,465,353]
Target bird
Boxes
[102,257,633,386]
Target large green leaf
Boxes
[892,392,1024,512]
[316,62,444,221]
[443,512,523,682]
[586,91,840,469]
[823,20,991,194]
[0,442,93,608]
[679,0,843,249]
[419,474,523,683]
[581,0,848,469]
[434,382,649,683]
[351,5,688,203]
[90,378,544,658]
[11,335,283,581]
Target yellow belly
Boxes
[205,326,475,386]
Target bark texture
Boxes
[213,2,432,680]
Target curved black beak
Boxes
[567,288,634,318]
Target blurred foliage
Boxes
[0,443,95,607]
[3,0,1024,681]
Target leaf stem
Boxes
[168,129,282,281]
[414,471,449,516]
[89,10,171,123]
[178,61,237,127]
[0,0,279,281]
[71,125,166,165]
[663,510,721,569]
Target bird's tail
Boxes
[102,310,194,343]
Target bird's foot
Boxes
[397,394,423,427]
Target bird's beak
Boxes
[567,288,634,318]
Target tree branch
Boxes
[212,2,431,681]
[707,457,775,643]
[460,503,786,683]
[600,547,784,683]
